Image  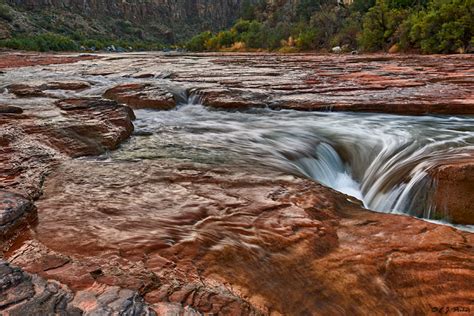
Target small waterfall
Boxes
[287,143,363,200]
[187,89,204,105]
[112,105,473,228]
[285,141,437,216]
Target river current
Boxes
[100,99,474,231]
[1,57,473,231]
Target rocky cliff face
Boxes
[3,0,258,42]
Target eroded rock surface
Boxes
[104,83,176,110]
[0,97,134,198]
[5,161,473,315]
[96,53,474,115]
[0,52,97,69]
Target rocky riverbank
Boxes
[0,52,473,315]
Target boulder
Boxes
[429,157,474,224]
[332,46,342,54]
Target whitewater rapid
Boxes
[103,101,474,230]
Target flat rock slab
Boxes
[5,160,473,315]
[96,53,473,115]
[0,52,98,69]
[104,83,176,110]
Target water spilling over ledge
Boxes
[115,102,474,229]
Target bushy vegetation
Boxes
[0,33,79,51]
[1,0,471,53]
[186,0,474,54]
[0,32,164,52]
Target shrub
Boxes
[0,3,13,22]
[0,33,78,51]
[186,31,212,51]
[358,0,409,51]
[409,0,473,53]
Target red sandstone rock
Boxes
[0,191,36,241]
[3,161,472,315]
[7,84,46,98]
[0,98,134,199]
[0,52,97,69]
[429,155,474,225]
[103,83,176,110]
[43,81,91,91]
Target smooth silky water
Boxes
[102,101,474,232]
[1,61,472,232]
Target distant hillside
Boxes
[1,0,472,53]
[0,0,259,44]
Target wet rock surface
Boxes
[6,161,474,315]
[0,52,97,69]
[104,83,176,110]
[95,53,473,115]
[0,52,473,315]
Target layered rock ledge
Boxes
[98,53,474,115]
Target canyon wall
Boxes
[3,0,260,42]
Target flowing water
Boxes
[1,58,473,231]
[103,100,474,230]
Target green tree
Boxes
[359,0,408,51]
[186,31,212,51]
[409,0,473,53]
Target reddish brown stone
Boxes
[104,83,176,110]
[0,52,98,69]
[430,155,474,224]
[7,84,46,98]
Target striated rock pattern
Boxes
[0,191,35,240]
[104,83,176,110]
[0,52,98,69]
[7,161,474,315]
[0,96,134,198]
[97,53,474,115]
